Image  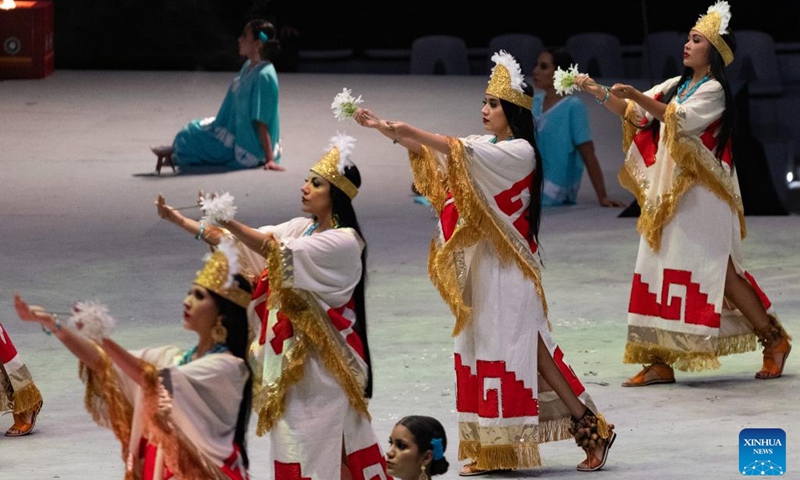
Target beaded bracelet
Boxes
[42,314,61,336]
[596,88,610,105]
[195,222,206,240]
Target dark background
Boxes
[50,0,799,72]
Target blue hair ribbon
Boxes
[259,31,268,43]
[431,437,444,460]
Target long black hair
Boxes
[500,80,543,248]
[397,415,449,476]
[208,273,253,468]
[655,32,737,166]
[246,19,280,62]
[328,165,374,399]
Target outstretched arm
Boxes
[574,75,628,117]
[154,193,225,246]
[14,291,105,372]
[353,108,449,155]
[217,218,277,257]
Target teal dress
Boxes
[173,60,281,170]
[532,92,592,206]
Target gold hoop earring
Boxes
[211,322,228,344]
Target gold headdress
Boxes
[692,1,734,66]
[194,237,251,308]
[310,132,359,200]
[486,50,532,110]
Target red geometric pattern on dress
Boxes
[629,273,662,316]
[629,270,720,327]
[660,269,720,327]
[454,353,479,413]
[274,461,311,480]
[327,298,366,361]
[699,117,732,167]
[476,360,538,418]
[270,311,294,355]
[252,268,270,345]
[440,191,459,241]
[494,171,538,254]
[0,321,19,363]
[743,271,772,310]
[346,443,392,480]
[141,438,174,479]
[551,346,586,397]
[220,443,248,480]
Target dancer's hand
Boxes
[14,291,54,326]
[353,108,382,129]
[599,196,628,208]
[610,83,639,100]
[155,194,183,225]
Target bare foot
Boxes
[264,160,285,171]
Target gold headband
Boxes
[311,133,359,200]
[692,1,734,66]
[194,241,251,309]
[486,51,532,110]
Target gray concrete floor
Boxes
[1,71,798,480]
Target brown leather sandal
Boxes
[755,319,792,379]
[569,408,616,472]
[5,399,43,437]
[621,363,675,387]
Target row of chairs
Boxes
[410,31,786,97]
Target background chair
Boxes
[565,32,624,78]
[409,35,470,75]
[726,30,784,97]
[642,31,686,82]
[486,33,544,76]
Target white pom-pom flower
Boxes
[216,236,241,289]
[491,50,526,93]
[328,132,356,174]
[68,300,116,342]
[331,88,364,121]
[705,0,732,34]
[553,63,582,96]
[199,191,237,223]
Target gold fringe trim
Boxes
[621,100,640,153]
[255,244,369,436]
[623,102,746,252]
[254,340,308,436]
[595,413,610,440]
[459,440,481,462]
[9,382,42,414]
[409,147,449,214]
[140,363,229,480]
[473,443,542,471]
[421,137,547,337]
[623,332,757,372]
[80,346,134,465]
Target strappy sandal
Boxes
[5,399,43,437]
[755,319,792,379]
[570,408,616,472]
[621,363,675,387]
[458,462,511,476]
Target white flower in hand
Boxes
[331,88,364,121]
[199,191,237,223]
[69,300,116,342]
[553,63,582,96]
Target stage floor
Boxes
[1,71,798,479]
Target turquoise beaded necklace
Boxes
[676,75,710,104]
[179,343,228,366]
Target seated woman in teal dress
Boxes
[531,48,624,206]
[157,19,284,171]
